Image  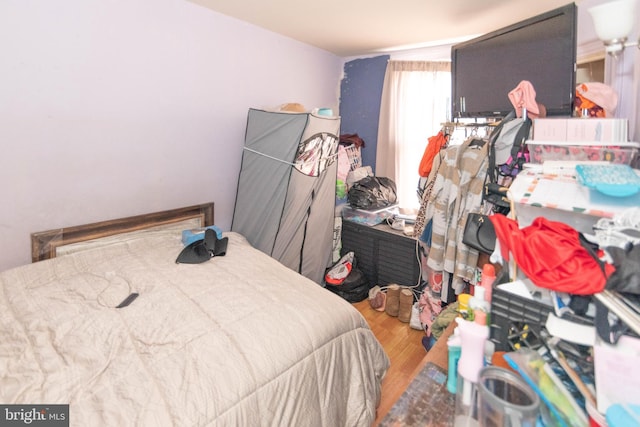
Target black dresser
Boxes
[340,219,421,288]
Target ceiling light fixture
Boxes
[588,0,639,57]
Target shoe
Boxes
[368,286,386,311]
[410,302,422,330]
[422,335,436,352]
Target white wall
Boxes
[578,0,640,142]
[0,0,342,272]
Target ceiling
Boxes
[188,0,579,57]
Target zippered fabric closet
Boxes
[232,108,341,284]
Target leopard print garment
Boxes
[413,151,443,239]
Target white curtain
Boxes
[604,43,639,143]
[376,61,451,210]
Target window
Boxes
[376,61,451,210]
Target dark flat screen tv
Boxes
[451,3,577,118]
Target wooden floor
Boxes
[352,299,428,426]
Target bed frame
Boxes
[31,202,214,262]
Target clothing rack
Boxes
[440,120,498,141]
[594,290,640,337]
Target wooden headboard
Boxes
[31,202,214,262]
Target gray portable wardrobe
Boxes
[232,108,341,284]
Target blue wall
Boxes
[339,55,389,172]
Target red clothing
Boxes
[419,131,448,177]
[489,215,614,295]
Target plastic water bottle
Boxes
[447,329,462,394]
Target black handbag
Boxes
[462,213,496,254]
[484,183,510,215]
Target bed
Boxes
[1,202,389,426]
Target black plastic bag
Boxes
[347,176,397,210]
[325,268,370,302]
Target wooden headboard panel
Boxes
[31,202,214,262]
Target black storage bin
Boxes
[489,287,553,352]
[340,220,420,288]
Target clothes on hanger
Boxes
[420,136,490,299]
[418,129,449,178]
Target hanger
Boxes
[468,138,486,148]
[440,122,455,137]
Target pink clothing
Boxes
[508,80,541,118]
[576,82,618,117]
